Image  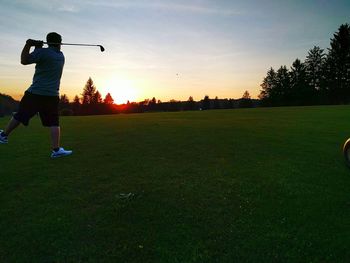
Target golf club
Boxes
[43,42,105,52]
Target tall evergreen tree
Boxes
[242,90,251,99]
[259,67,277,106]
[82,77,97,105]
[326,23,350,103]
[305,46,326,91]
[92,91,103,104]
[104,93,114,104]
[275,66,291,106]
[290,59,310,105]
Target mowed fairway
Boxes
[1,106,350,262]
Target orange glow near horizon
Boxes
[99,77,139,105]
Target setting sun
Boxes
[101,77,138,104]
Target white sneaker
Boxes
[0,130,8,144]
[51,147,73,158]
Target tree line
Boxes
[6,24,347,116]
[58,77,258,115]
[0,93,19,117]
[259,23,350,106]
[58,77,116,116]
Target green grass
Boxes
[1,106,350,262]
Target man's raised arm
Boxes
[21,39,43,65]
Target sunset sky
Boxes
[0,0,349,104]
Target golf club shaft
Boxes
[43,42,105,52]
[44,42,99,47]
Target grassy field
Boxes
[1,106,350,262]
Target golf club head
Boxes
[343,138,350,167]
[99,45,105,52]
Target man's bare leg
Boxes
[3,117,21,136]
[50,126,60,149]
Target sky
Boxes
[0,0,349,104]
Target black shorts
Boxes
[14,91,59,127]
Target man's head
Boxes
[46,32,62,48]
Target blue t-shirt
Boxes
[27,47,65,96]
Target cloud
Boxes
[3,0,80,13]
[86,1,242,16]
[58,4,80,13]
[152,3,242,16]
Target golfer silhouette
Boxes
[0,32,72,158]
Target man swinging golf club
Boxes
[0,32,72,158]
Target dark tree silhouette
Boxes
[104,93,114,104]
[214,96,221,109]
[148,97,157,111]
[202,95,210,110]
[305,46,326,91]
[59,94,69,105]
[259,67,277,106]
[259,24,350,106]
[81,77,104,115]
[72,95,81,115]
[59,94,72,115]
[239,91,253,108]
[242,91,251,99]
[290,59,311,105]
[325,23,350,104]
[276,66,291,105]
[82,77,97,105]
[185,96,196,110]
[92,91,103,104]
[0,93,18,116]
